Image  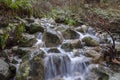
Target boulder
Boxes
[84,50,102,63]
[16,50,45,80]
[0,59,10,80]
[61,39,81,52]
[82,36,99,47]
[15,47,34,58]
[43,29,63,47]
[84,64,109,80]
[115,44,120,54]
[61,43,73,52]
[26,22,44,34]
[62,28,80,39]
[48,47,60,53]
[75,25,89,33]
[19,33,37,47]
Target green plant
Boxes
[17,23,25,40]
[0,32,9,49]
[0,0,33,16]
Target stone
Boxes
[19,33,37,47]
[43,29,63,47]
[0,59,10,80]
[48,47,60,53]
[115,44,120,54]
[62,28,80,39]
[16,47,34,58]
[61,43,73,52]
[61,39,81,52]
[84,64,109,80]
[82,36,99,47]
[85,50,102,63]
[16,50,45,80]
[75,25,89,33]
[54,24,69,32]
[26,22,44,34]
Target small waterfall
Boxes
[44,53,71,80]
[44,50,91,80]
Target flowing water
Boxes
[15,18,120,80]
[35,24,97,80]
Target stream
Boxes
[14,18,120,80]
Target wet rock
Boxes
[16,47,34,58]
[109,72,120,80]
[26,21,44,34]
[19,33,37,47]
[16,59,31,80]
[75,25,89,33]
[115,44,120,54]
[61,43,73,52]
[82,36,99,47]
[0,59,10,80]
[25,17,35,23]
[48,47,60,53]
[71,39,82,48]
[16,50,45,80]
[43,29,63,47]
[84,64,110,80]
[54,24,69,32]
[107,62,120,72]
[63,28,80,39]
[85,50,102,63]
[30,54,45,80]
[61,40,81,52]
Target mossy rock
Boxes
[16,50,45,80]
[26,22,44,34]
[43,29,63,47]
[63,28,80,39]
[19,33,36,47]
[82,36,99,47]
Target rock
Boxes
[109,72,120,80]
[84,64,109,80]
[75,25,89,33]
[19,33,37,47]
[16,59,31,80]
[16,50,45,80]
[43,29,63,47]
[55,16,65,23]
[61,43,73,52]
[15,47,34,58]
[30,54,45,80]
[82,36,99,47]
[115,44,120,54]
[25,17,35,23]
[62,28,80,39]
[48,47,60,53]
[61,39,81,52]
[54,24,69,32]
[0,59,10,80]
[107,61,120,72]
[71,39,82,48]
[26,22,44,34]
[0,29,4,34]
[85,50,102,63]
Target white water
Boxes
[35,31,93,80]
[26,18,120,80]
